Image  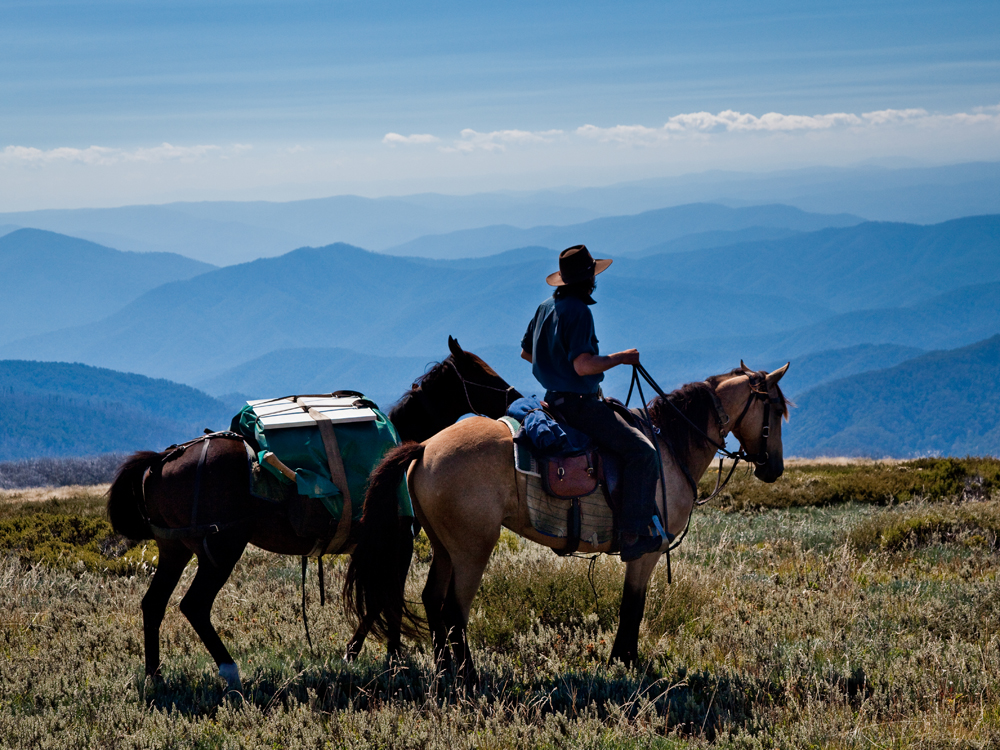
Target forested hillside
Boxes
[0,361,230,460]
[785,335,1000,457]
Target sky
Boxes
[2,0,999,210]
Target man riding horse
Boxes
[520,245,663,562]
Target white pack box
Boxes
[246,395,377,430]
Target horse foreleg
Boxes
[141,540,193,678]
[609,553,661,667]
[178,532,249,692]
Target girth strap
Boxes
[149,517,251,540]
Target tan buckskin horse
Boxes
[107,337,520,692]
[346,362,789,685]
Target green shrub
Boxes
[848,501,1000,552]
[705,458,1000,511]
[0,512,154,574]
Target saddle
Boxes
[504,397,642,555]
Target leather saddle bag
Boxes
[540,449,600,499]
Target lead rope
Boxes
[301,556,314,653]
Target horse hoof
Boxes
[219,662,243,694]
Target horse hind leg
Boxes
[178,530,250,692]
[141,540,193,678]
[422,554,455,676]
[441,577,477,688]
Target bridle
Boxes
[628,364,779,488]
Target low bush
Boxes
[848,500,1000,552]
[705,457,1000,511]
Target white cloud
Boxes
[0,142,243,166]
[442,128,564,153]
[576,105,1000,145]
[382,133,440,146]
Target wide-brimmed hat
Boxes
[546,245,613,286]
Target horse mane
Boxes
[386,356,453,425]
[646,381,720,470]
[646,369,791,468]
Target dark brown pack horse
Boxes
[346,362,789,685]
[107,337,520,691]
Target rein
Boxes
[625,364,778,557]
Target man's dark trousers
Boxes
[552,395,659,535]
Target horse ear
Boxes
[739,359,754,374]
[448,336,464,359]
[766,363,790,386]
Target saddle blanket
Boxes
[500,416,616,548]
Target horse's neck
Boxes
[655,391,728,536]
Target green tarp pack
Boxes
[231,400,413,522]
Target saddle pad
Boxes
[525,475,615,547]
[501,416,615,547]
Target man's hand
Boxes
[573,349,640,376]
[616,348,641,366]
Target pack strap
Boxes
[295,399,353,554]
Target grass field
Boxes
[0,458,998,748]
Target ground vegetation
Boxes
[0,458,997,747]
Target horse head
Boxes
[446,336,522,417]
[724,362,790,482]
[388,338,521,442]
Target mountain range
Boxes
[381,203,863,259]
[0,229,213,344]
[0,192,998,459]
[3,213,996,388]
[785,335,1000,457]
[1,160,998,265]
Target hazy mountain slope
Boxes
[629,226,802,257]
[0,360,231,460]
[0,205,309,267]
[785,335,1000,458]
[0,229,215,345]
[0,195,601,265]
[677,282,1000,368]
[622,215,1000,312]
[196,347,436,410]
[383,203,863,259]
[764,344,925,398]
[0,224,19,238]
[2,161,996,265]
[568,161,1000,224]
[0,243,831,384]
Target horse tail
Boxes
[344,441,427,642]
[107,450,161,540]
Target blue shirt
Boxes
[521,295,603,395]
